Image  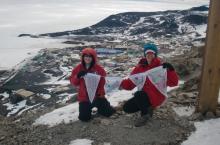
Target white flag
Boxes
[129,72,147,90]
[105,77,123,94]
[84,73,101,103]
[147,66,167,97]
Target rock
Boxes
[169,91,177,98]
[0,136,5,141]
[191,84,198,90]
[0,95,4,100]
[175,64,190,77]
[101,119,111,126]
[205,111,216,119]
[92,118,101,124]
[125,114,133,117]
[47,135,52,140]
[18,34,39,38]
[216,110,220,117]
[0,103,8,116]
[9,93,24,104]
[62,56,69,62]
[80,126,88,132]
[110,113,119,119]
[63,41,84,45]
[179,92,196,99]
[182,77,200,91]
[189,112,204,121]
[114,67,125,71]
[52,86,71,94]
[123,125,133,129]
[182,14,207,25]
[113,106,123,111]
[43,68,63,77]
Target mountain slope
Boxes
[35,5,208,39]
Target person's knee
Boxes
[79,102,92,122]
[123,101,132,113]
[99,107,115,117]
[95,98,115,117]
[134,91,146,98]
[78,109,91,121]
[134,91,151,104]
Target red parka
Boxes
[120,57,179,108]
[69,48,106,102]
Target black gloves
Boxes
[77,71,87,78]
[138,58,148,66]
[162,63,175,71]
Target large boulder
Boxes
[9,93,23,104]
[0,102,8,116]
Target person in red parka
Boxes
[69,48,115,122]
[120,43,179,127]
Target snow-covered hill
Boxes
[34,5,208,40]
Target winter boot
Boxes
[134,106,154,127]
[148,106,153,117]
[134,114,151,127]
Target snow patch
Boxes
[18,103,42,116]
[173,106,195,117]
[41,94,51,99]
[33,102,79,127]
[0,92,10,100]
[4,100,27,116]
[69,139,93,145]
[56,93,76,104]
[195,24,207,38]
[182,118,220,145]
[107,89,136,107]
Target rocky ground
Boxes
[0,106,194,145]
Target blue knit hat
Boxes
[143,43,158,57]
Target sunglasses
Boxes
[84,54,92,58]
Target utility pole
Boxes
[198,0,220,114]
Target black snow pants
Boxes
[78,98,115,122]
[123,90,152,116]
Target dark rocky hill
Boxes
[28,5,208,38]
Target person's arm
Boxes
[120,66,140,90]
[69,64,81,87]
[120,79,136,90]
[167,70,179,87]
[162,62,179,87]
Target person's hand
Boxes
[139,58,148,66]
[77,71,87,78]
[162,63,174,71]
